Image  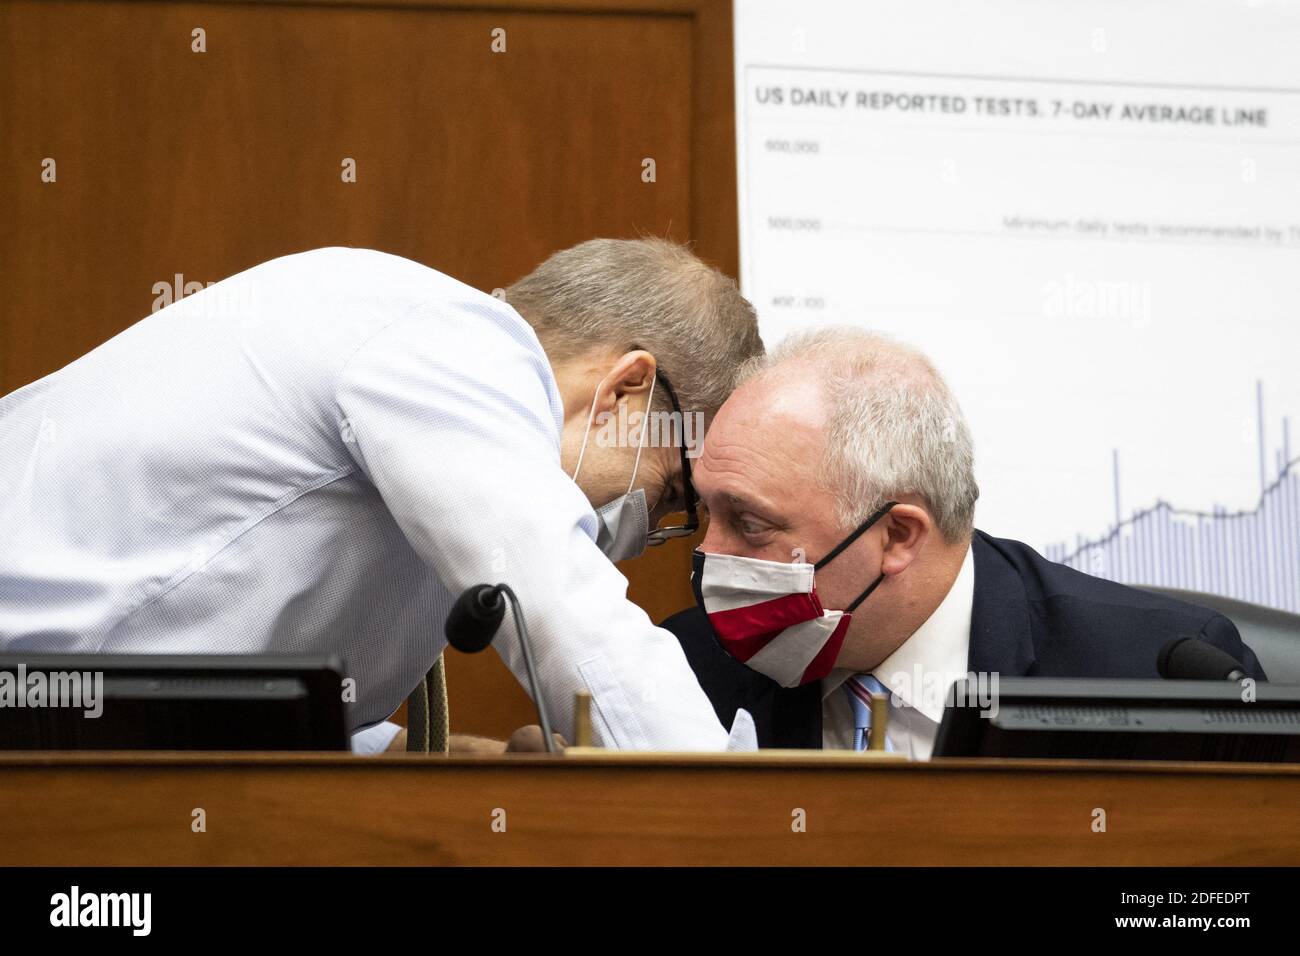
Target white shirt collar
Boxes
[822,544,975,725]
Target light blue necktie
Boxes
[845,674,894,752]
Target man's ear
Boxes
[879,504,930,577]
[597,349,657,413]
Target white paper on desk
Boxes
[725,708,758,751]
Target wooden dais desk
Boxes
[0,752,1296,865]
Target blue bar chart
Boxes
[1046,385,1299,612]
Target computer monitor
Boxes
[932,677,1300,763]
[0,654,348,750]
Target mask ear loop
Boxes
[845,572,887,613]
[625,373,657,494]
[812,501,898,613]
[813,501,898,570]
[569,378,606,483]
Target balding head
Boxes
[505,237,763,422]
[737,327,979,544]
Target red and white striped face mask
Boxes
[690,503,896,688]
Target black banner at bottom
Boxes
[0,866,1283,941]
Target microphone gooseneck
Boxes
[444,583,557,753]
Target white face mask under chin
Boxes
[571,373,657,563]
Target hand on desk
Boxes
[383,726,568,753]
[505,725,568,753]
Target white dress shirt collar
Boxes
[823,544,976,725]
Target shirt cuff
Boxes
[350,720,403,755]
[725,708,758,751]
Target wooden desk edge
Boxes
[0,750,1298,778]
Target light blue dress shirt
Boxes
[0,248,731,751]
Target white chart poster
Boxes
[735,0,1300,611]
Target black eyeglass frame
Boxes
[645,370,701,546]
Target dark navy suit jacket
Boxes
[662,530,1268,749]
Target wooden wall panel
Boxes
[0,0,737,740]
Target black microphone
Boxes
[445,583,557,753]
[445,585,506,654]
[1157,636,1249,682]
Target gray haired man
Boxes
[667,327,1265,756]
[0,239,763,752]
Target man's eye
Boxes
[737,516,769,536]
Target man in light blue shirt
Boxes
[0,239,763,752]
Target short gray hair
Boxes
[505,238,763,417]
[743,327,979,543]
